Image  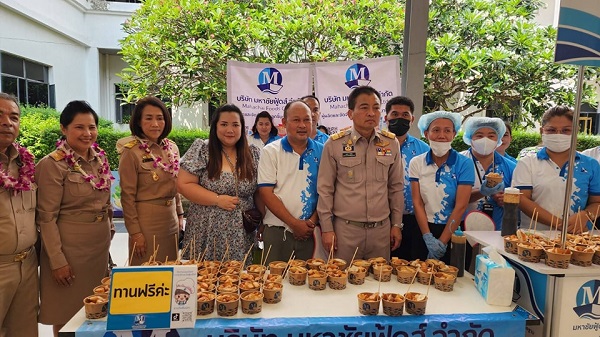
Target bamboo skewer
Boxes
[346,247,359,271]
[376,263,383,296]
[326,236,335,265]
[405,267,419,294]
[239,243,254,277]
[128,242,137,266]
[262,245,272,267]
[281,251,296,280]
[425,264,434,298]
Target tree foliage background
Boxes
[119,0,598,127]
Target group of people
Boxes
[2,84,600,336]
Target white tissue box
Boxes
[474,252,515,306]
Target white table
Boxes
[60,271,528,337]
[466,231,600,337]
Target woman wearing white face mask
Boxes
[461,117,516,230]
[409,111,474,263]
[512,106,600,233]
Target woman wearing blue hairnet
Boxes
[512,106,600,233]
[409,111,474,263]
[461,117,516,230]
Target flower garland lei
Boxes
[137,137,180,177]
[0,143,35,193]
[56,139,114,191]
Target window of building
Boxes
[115,84,136,124]
[0,53,54,107]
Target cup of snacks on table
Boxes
[307,270,328,290]
[239,280,262,293]
[306,258,325,270]
[352,259,372,276]
[196,292,216,315]
[396,265,417,284]
[382,293,405,316]
[570,245,595,267]
[327,269,348,290]
[264,273,283,283]
[217,282,238,295]
[83,295,108,319]
[433,272,456,292]
[331,258,347,271]
[268,261,287,275]
[240,291,264,314]
[246,264,267,277]
[545,247,571,269]
[347,265,367,285]
[288,266,308,286]
[357,292,381,316]
[390,258,409,275]
[404,292,428,315]
[262,281,283,304]
[216,293,239,316]
[372,264,393,282]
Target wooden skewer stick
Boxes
[528,208,537,232]
[262,245,272,267]
[346,247,359,272]
[327,235,336,265]
[238,243,255,276]
[281,251,296,279]
[376,263,383,296]
[425,264,434,298]
[152,244,160,262]
[405,267,419,295]
[128,242,137,266]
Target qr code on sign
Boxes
[181,312,193,322]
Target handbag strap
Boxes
[222,150,239,197]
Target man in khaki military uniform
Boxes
[0,93,39,337]
[317,86,404,263]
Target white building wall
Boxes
[0,4,89,110]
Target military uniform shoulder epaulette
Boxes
[49,150,65,161]
[380,130,396,139]
[122,139,138,149]
[330,129,350,141]
[116,136,138,155]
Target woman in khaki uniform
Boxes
[36,101,113,336]
[117,96,183,266]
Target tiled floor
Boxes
[39,221,130,337]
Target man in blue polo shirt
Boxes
[258,100,324,263]
[385,96,429,260]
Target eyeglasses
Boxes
[542,127,572,135]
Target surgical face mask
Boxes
[429,140,453,157]
[471,137,498,156]
[388,118,411,137]
[542,134,571,153]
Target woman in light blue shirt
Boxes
[247,111,281,148]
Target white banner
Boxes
[227,60,313,134]
[314,55,401,134]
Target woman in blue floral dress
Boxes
[178,104,260,262]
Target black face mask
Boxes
[388,118,411,136]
